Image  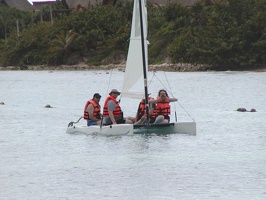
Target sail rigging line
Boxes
[176,102,195,122]
[100,69,115,128]
[151,72,172,95]
[163,71,178,122]
[105,69,113,96]
[105,69,116,100]
[163,71,195,121]
[151,71,195,122]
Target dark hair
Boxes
[158,89,169,97]
[93,93,101,98]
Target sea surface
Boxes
[0,70,265,200]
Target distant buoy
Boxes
[250,108,257,112]
[237,108,247,112]
[44,104,52,108]
[0,102,5,105]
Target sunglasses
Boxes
[112,92,120,95]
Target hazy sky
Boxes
[28,0,56,4]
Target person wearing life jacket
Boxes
[136,96,157,124]
[149,89,177,124]
[103,89,133,125]
[125,94,156,125]
[84,93,102,126]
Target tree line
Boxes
[0,0,265,70]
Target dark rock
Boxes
[44,104,52,108]
[237,108,247,112]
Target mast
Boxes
[139,0,150,122]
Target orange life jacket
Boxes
[83,99,101,120]
[103,96,122,116]
[154,98,171,117]
[136,97,156,121]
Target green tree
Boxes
[148,3,190,64]
[0,5,33,41]
[0,5,15,42]
[168,0,266,69]
[53,4,130,65]
[0,22,53,66]
[1,0,265,69]
[49,29,83,64]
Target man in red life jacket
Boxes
[149,89,177,124]
[103,89,133,125]
[84,93,102,126]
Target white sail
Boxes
[121,0,148,99]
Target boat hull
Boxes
[66,124,134,136]
[133,121,196,135]
[66,121,196,136]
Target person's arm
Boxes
[168,98,178,102]
[149,99,158,104]
[149,103,155,115]
[108,110,117,124]
[134,113,138,121]
[106,100,117,124]
[87,104,99,121]
[149,98,177,103]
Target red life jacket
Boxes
[136,97,156,121]
[103,96,122,116]
[84,99,101,120]
[154,98,171,117]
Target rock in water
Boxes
[236,108,247,112]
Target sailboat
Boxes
[66,0,196,136]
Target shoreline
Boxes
[1,63,266,72]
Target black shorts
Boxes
[149,117,155,123]
[104,118,125,125]
[116,118,126,124]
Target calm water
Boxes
[0,70,265,200]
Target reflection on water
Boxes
[0,71,266,200]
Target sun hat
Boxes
[109,89,121,95]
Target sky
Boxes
[28,0,56,5]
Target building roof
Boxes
[1,0,35,11]
[32,1,57,11]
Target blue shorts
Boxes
[87,121,98,126]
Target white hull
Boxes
[66,124,134,136]
[66,121,196,136]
